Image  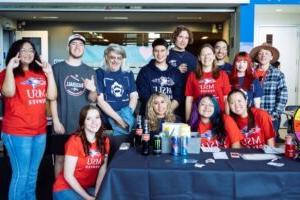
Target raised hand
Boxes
[7,53,20,70]
[84,75,96,92]
[35,60,53,74]
[178,63,188,73]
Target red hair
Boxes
[230,52,256,91]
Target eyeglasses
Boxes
[19,49,35,54]
[108,55,123,61]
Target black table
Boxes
[97,148,300,200]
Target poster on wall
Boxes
[83,45,153,77]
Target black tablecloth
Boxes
[97,148,300,200]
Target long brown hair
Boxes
[194,43,220,80]
[5,39,43,77]
[77,105,107,156]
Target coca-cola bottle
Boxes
[142,119,150,155]
[134,115,143,147]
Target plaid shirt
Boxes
[259,65,288,118]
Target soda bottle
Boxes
[285,134,296,158]
[142,119,150,155]
[134,115,143,147]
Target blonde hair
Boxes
[146,93,176,132]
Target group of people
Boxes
[0,24,288,200]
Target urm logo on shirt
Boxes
[21,77,46,88]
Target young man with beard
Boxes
[214,39,232,75]
[136,38,183,116]
[50,34,98,177]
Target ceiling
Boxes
[0,11,232,23]
[0,2,235,23]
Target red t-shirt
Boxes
[53,135,110,192]
[185,71,231,111]
[0,70,48,136]
[197,121,229,148]
[224,108,275,148]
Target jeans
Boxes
[53,187,95,200]
[272,116,281,137]
[1,133,46,200]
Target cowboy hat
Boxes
[249,43,280,64]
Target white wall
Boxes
[254,6,300,105]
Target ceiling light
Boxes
[149,32,160,39]
[177,16,202,20]
[104,16,128,20]
[96,34,103,39]
[103,39,109,42]
[39,16,59,19]
[201,36,209,40]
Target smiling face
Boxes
[174,30,189,51]
[19,42,35,66]
[84,109,102,135]
[153,45,168,65]
[235,59,248,73]
[198,97,215,119]
[257,49,273,66]
[68,39,85,59]
[153,96,168,118]
[199,47,215,68]
[228,92,248,117]
[105,51,123,72]
[214,41,228,61]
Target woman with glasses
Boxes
[189,95,227,148]
[185,43,231,122]
[0,39,57,200]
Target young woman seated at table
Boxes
[224,89,275,149]
[146,92,180,138]
[53,105,110,200]
[189,95,228,148]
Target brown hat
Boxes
[249,43,280,64]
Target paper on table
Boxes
[201,147,221,152]
[241,153,279,161]
[263,145,284,154]
[213,152,229,159]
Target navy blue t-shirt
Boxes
[218,62,232,75]
[238,77,263,106]
[167,49,197,74]
[96,68,136,111]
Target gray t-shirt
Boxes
[53,61,96,134]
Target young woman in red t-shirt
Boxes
[53,105,110,200]
[189,95,227,148]
[0,39,57,200]
[224,89,275,148]
[185,43,231,122]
